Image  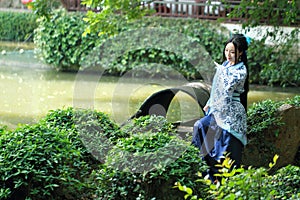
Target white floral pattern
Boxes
[206,62,247,145]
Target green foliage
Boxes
[0,107,119,200]
[80,0,300,86]
[34,9,100,71]
[0,11,37,42]
[247,95,300,137]
[122,115,175,134]
[226,22,299,87]
[247,99,283,137]
[32,3,299,85]
[224,0,299,27]
[0,124,91,199]
[30,0,61,19]
[176,155,300,200]
[35,11,226,78]
[260,52,300,87]
[105,17,227,79]
[271,165,300,199]
[81,0,154,36]
[205,155,280,200]
[30,0,299,85]
[1,99,299,199]
[41,107,122,163]
[94,115,209,200]
[286,95,300,107]
[0,108,210,199]
[224,0,300,86]
[246,95,299,162]
[248,30,300,87]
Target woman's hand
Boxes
[203,105,209,113]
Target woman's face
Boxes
[224,42,241,65]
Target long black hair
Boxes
[222,34,249,111]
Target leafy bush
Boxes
[205,156,281,200]
[33,8,299,86]
[247,95,299,150]
[105,17,228,79]
[245,31,300,87]
[246,95,300,166]
[208,157,300,200]
[30,0,61,19]
[247,95,300,138]
[0,108,208,200]
[0,124,92,199]
[176,155,300,200]
[0,11,37,42]
[34,9,100,71]
[271,165,300,199]
[1,98,299,199]
[247,99,283,137]
[34,10,227,77]
[0,107,120,200]
[257,29,300,87]
[41,107,123,163]
[94,115,209,200]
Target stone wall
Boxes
[242,105,300,170]
[0,0,24,9]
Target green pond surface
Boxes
[0,46,299,129]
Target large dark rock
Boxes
[242,105,300,170]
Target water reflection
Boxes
[0,49,298,129]
[0,41,35,52]
[249,86,299,104]
[0,51,185,127]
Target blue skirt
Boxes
[192,114,243,181]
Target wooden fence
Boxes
[142,0,241,21]
[59,0,299,25]
[60,0,240,22]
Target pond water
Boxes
[0,44,299,129]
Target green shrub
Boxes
[176,155,300,200]
[34,10,227,77]
[247,99,283,137]
[0,107,120,200]
[207,156,300,200]
[34,9,100,71]
[246,95,300,162]
[0,11,37,42]
[41,107,123,163]
[0,124,92,199]
[247,95,299,136]
[272,165,300,199]
[104,17,228,79]
[94,115,209,200]
[33,9,299,86]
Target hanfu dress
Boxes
[192,61,247,181]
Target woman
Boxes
[192,34,249,182]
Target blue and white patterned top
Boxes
[206,61,247,145]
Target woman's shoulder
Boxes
[233,62,246,71]
[227,62,247,78]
